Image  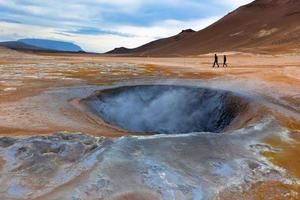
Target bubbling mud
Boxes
[82,85,250,134]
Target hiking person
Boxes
[212,54,219,68]
[223,55,228,67]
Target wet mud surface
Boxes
[0,123,297,200]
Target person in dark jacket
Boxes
[223,55,228,67]
[212,54,219,68]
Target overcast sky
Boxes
[0,0,253,52]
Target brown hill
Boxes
[106,47,131,54]
[107,0,300,56]
[107,29,196,55]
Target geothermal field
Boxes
[0,48,299,200]
[0,0,300,199]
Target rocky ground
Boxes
[0,47,299,199]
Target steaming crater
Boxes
[82,85,250,134]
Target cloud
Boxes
[114,17,220,39]
[219,0,254,8]
[0,0,252,52]
[0,18,21,24]
[65,27,134,37]
[0,16,219,52]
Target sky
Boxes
[0,0,253,52]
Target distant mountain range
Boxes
[0,39,84,53]
[107,0,300,56]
